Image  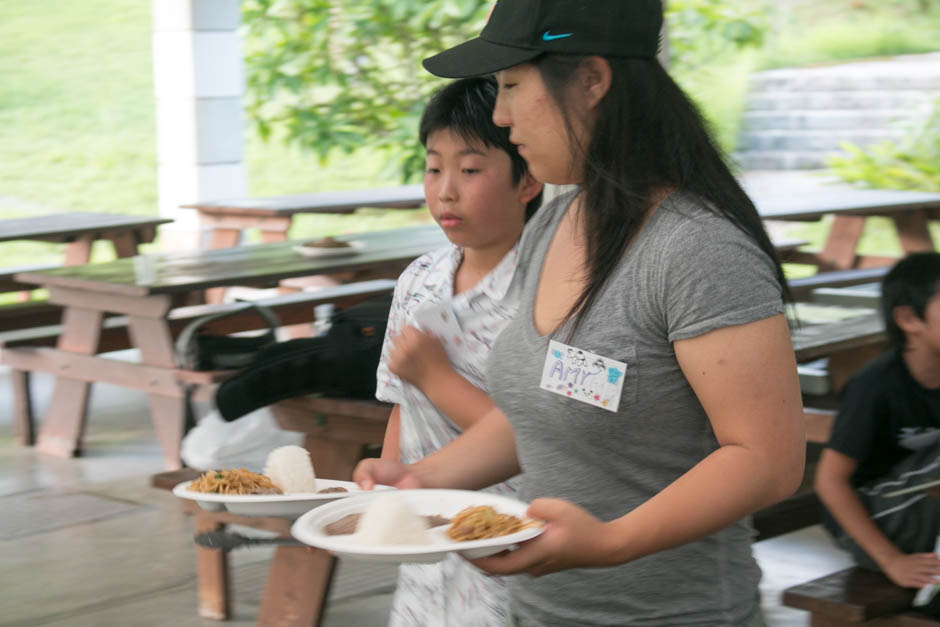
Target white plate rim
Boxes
[171,478,386,504]
[290,489,544,558]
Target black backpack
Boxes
[214,295,392,422]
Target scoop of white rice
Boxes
[355,494,430,545]
[264,445,316,493]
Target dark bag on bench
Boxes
[174,303,280,371]
[214,295,393,422]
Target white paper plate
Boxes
[172,478,392,518]
[292,240,364,258]
[290,489,544,563]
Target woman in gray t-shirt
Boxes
[356,1,805,625]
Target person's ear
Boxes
[894,305,923,335]
[517,172,543,206]
[578,56,612,110]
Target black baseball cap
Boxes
[423,0,664,78]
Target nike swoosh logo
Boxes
[542,30,573,41]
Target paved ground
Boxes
[1,170,863,626]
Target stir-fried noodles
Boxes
[189,468,282,495]
[446,505,541,541]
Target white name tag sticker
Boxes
[539,340,627,412]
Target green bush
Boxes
[827,99,940,191]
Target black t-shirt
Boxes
[827,349,940,487]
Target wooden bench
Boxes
[789,266,891,301]
[783,567,940,625]
[151,394,392,626]
[2,279,397,449]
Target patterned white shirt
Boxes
[376,241,521,627]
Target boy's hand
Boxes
[882,553,940,588]
[353,458,422,491]
[387,325,451,387]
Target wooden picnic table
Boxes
[188,185,940,274]
[8,224,446,468]
[791,306,886,395]
[183,184,426,248]
[754,189,940,272]
[0,211,171,293]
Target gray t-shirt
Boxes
[486,190,784,626]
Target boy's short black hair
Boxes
[419,76,542,220]
[882,252,940,349]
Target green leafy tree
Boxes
[666,0,766,69]
[242,0,491,182]
[242,0,767,181]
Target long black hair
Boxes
[534,54,790,330]
[420,76,542,220]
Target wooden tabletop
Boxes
[812,282,882,309]
[0,212,172,243]
[184,186,940,222]
[755,189,940,221]
[790,309,885,362]
[182,184,426,217]
[15,225,446,298]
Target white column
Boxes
[152,0,247,250]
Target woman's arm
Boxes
[355,405,520,490]
[474,313,806,575]
[815,448,940,587]
[387,325,496,430]
[380,405,402,461]
[609,313,805,556]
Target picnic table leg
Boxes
[208,227,242,249]
[259,229,288,244]
[203,224,244,304]
[893,209,935,254]
[36,307,103,457]
[195,513,231,620]
[63,234,95,265]
[819,215,867,271]
[256,546,337,627]
[12,370,35,446]
[127,316,185,470]
[107,230,142,258]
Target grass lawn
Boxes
[0,0,430,269]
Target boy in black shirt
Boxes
[816,252,940,590]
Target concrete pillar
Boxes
[151,0,247,250]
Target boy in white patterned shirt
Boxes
[375,77,542,627]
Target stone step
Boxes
[735,52,940,170]
[739,128,906,152]
[748,53,940,93]
[731,151,833,170]
[746,90,936,111]
[750,73,940,93]
[747,89,940,111]
[741,109,920,131]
